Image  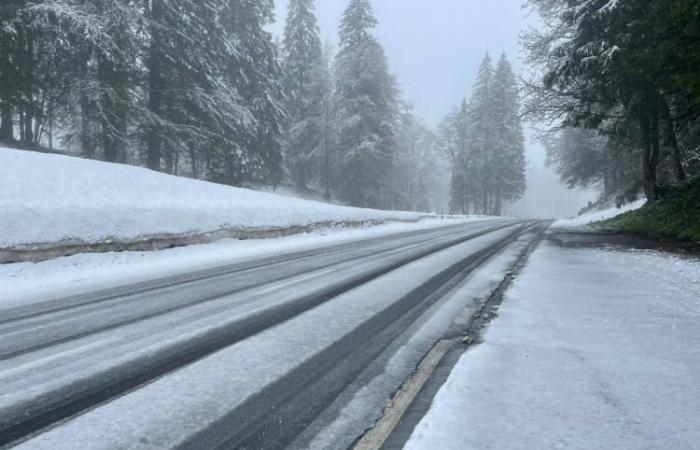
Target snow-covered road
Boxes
[0,219,543,449]
[404,235,700,450]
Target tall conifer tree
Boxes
[282,0,323,189]
[335,0,398,208]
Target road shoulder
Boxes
[392,232,700,449]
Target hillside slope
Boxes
[597,179,700,242]
[0,148,427,252]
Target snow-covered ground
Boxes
[0,148,426,249]
[552,198,645,229]
[0,218,484,311]
[405,240,700,449]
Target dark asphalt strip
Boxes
[174,224,536,450]
[0,221,523,448]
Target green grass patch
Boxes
[595,178,700,242]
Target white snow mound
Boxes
[0,148,426,247]
[552,198,646,229]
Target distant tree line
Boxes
[524,0,700,203]
[439,54,527,215]
[0,0,448,211]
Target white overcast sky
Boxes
[270,1,596,217]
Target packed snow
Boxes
[0,148,427,248]
[552,198,645,229]
[405,240,700,449]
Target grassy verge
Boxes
[595,178,700,242]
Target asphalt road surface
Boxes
[0,219,543,449]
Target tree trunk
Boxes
[640,112,660,201]
[0,21,13,142]
[660,97,687,183]
[22,28,34,146]
[494,186,503,217]
[189,144,199,179]
[164,148,174,174]
[0,105,13,142]
[146,0,164,171]
[98,53,128,164]
[80,59,96,158]
[665,116,686,183]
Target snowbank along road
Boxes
[0,219,545,449]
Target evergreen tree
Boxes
[439,100,471,214]
[335,0,398,208]
[466,54,495,214]
[393,104,440,212]
[442,53,526,215]
[317,41,338,200]
[490,54,526,214]
[281,0,323,190]
[524,0,700,200]
[218,0,285,186]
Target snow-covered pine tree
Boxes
[439,100,471,214]
[490,53,526,214]
[143,0,244,176]
[394,104,440,212]
[0,1,25,143]
[218,0,285,187]
[466,54,496,214]
[317,41,338,200]
[281,0,324,190]
[335,0,399,208]
[94,0,134,164]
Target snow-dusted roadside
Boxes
[0,218,481,311]
[552,198,645,229]
[0,148,427,251]
[405,240,700,449]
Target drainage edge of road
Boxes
[353,222,549,450]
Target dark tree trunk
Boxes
[640,112,660,201]
[0,25,13,142]
[0,105,13,142]
[146,0,164,171]
[494,187,503,217]
[164,148,174,174]
[661,97,687,183]
[78,44,96,158]
[22,28,34,146]
[189,144,199,178]
[98,52,128,164]
[665,116,686,183]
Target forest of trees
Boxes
[524,0,700,204]
[440,54,527,215]
[0,0,448,211]
[0,0,528,213]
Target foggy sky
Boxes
[270,1,596,218]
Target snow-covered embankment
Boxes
[552,199,646,229]
[0,148,429,262]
